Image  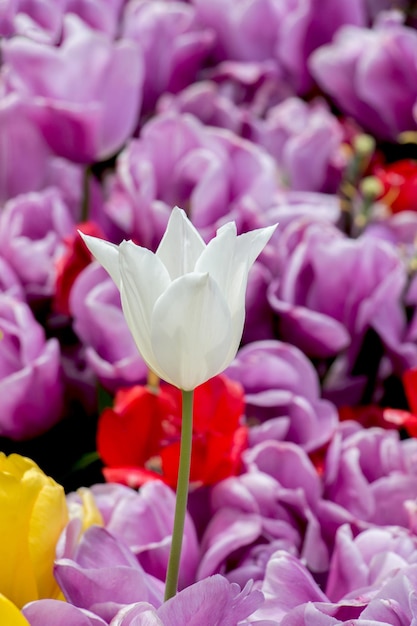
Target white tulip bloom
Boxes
[80,207,276,390]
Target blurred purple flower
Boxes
[265,191,341,233]
[243,262,276,344]
[0,93,50,203]
[3,15,143,163]
[158,80,245,134]
[191,0,365,93]
[253,97,347,193]
[65,0,126,38]
[226,340,338,452]
[55,525,164,622]
[0,256,24,300]
[67,481,200,590]
[365,0,408,22]
[323,426,417,527]
[0,91,101,217]
[121,0,214,113]
[0,0,127,42]
[104,112,279,247]
[0,0,64,42]
[310,11,417,141]
[0,294,63,439]
[0,187,75,300]
[364,210,417,255]
[69,263,148,391]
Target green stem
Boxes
[80,165,91,222]
[164,389,194,601]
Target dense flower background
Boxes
[3,0,417,623]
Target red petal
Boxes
[103,466,165,488]
[403,368,417,415]
[383,408,417,437]
[97,386,174,468]
[54,221,104,315]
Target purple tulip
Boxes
[25,577,262,625]
[3,15,144,163]
[158,80,244,134]
[55,525,164,622]
[323,426,417,527]
[198,440,330,582]
[227,340,338,452]
[0,98,91,212]
[250,551,328,623]
[0,294,63,439]
[159,59,289,134]
[69,263,148,390]
[253,97,346,193]
[326,524,417,602]
[191,0,365,93]
[104,111,279,248]
[310,11,417,140]
[121,1,214,113]
[267,218,414,402]
[259,558,417,624]
[242,193,341,345]
[0,187,75,300]
[66,481,200,590]
[275,189,342,221]
[0,93,51,203]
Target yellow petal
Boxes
[76,487,104,532]
[0,466,40,606]
[0,454,69,607]
[0,595,30,625]
[29,475,69,600]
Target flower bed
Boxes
[2,1,417,624]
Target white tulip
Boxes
[80,207,276,390]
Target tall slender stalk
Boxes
[164,389,194,601]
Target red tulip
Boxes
[54,222,103,316]
[97,374,248,489]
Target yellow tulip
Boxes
[0,453,69,608]
[0,595,30,625]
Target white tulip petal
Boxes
[235,224,277,268]
[196,223,277,363]
[151,273,233,390]
[156,206,206,279]
[79,232,121,288]
[119,241,171,373]
[196,222,277,305]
